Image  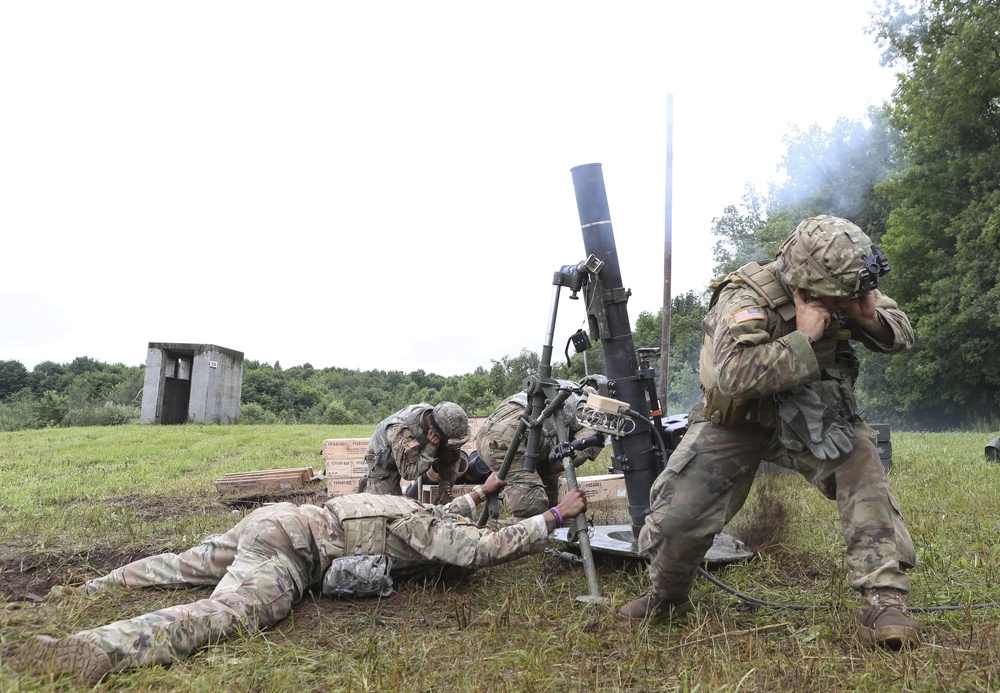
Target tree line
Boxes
[3,2,996,432]
[0,293,708,433]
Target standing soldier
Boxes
[14,475,588,684]
[362,401,469,503]
[619,215,921,649]
[476,377,604,518]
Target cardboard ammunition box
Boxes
[322,438,370,460]
[462,416,487,453]
[558,474,627,502]
[325,458,369,479]
[327,475,365,498]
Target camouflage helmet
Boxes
[775,215,889,298]
[430,401,469,445]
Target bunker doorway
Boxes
[160,352,193,424]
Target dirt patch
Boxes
[0,545,166,603]
[216,487,330,510]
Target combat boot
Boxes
[618,589,693,625]
[859,587,921,649]
[15,634,113,684]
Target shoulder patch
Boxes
[732,306,765,324]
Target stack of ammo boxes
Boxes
[322,438,370,498]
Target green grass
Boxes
[2,425,1000,691]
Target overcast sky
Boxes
[1,1,898,376]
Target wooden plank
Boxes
[221,467,313,483]
[215,476,306,495]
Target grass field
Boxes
[2,424,1000,691]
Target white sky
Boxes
[1,1,897,376]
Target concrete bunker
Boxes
[139,343,244,424]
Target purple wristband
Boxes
[550,506,564,526]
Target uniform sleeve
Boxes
[387,425,438,480]
[712,286,821,399]
[848,290,914,354]
[390,515,550,568]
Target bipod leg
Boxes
[477,416,529,528]
[562,459,607,605]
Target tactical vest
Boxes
[699,261,854,427]
[369,403,433,471]
[326,493,423,555]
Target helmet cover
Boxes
[430,401,469,445]
[775,215,883,297]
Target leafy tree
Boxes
[711,187,769,280]
[630,291,710,415]
[323,399,355,425]
[241,364,286,413]
[30,361,67,395]
[0,390,43,431]
[872,0,1000,427]
[36,390,69,427]
[239,402,281,425]
[0,360,30,401]
[487,349,540,400]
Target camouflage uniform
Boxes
[476,384,601,518]
[65,493,548,673]
[639,218,916,603]
[363,402,467,500]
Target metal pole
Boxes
[659,94,674,414]
[562,457,605,603]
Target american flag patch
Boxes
[732,306,765,323]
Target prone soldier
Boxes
[14,474,587,684]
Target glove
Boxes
[777,386,825,450]
[777,384,855,461]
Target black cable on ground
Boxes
[697,565,1000,612]
[618,408,1000,614]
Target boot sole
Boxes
[19,635,113,684]
[859,624,921,649]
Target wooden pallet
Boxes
[214,466,320,495]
